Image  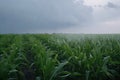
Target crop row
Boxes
[0,34,120,80]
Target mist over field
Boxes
[0,0,120,33]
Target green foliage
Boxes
[0,34,120,80]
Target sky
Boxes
[0,0,120,33]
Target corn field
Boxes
[0,34,120,80]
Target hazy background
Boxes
[0,0,120,33]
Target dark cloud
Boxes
[0,0,92,33]
[107,2,119,8]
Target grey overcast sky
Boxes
[0,0,120,33]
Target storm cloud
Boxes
[0,0,120,33]
[0,0,92,33]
